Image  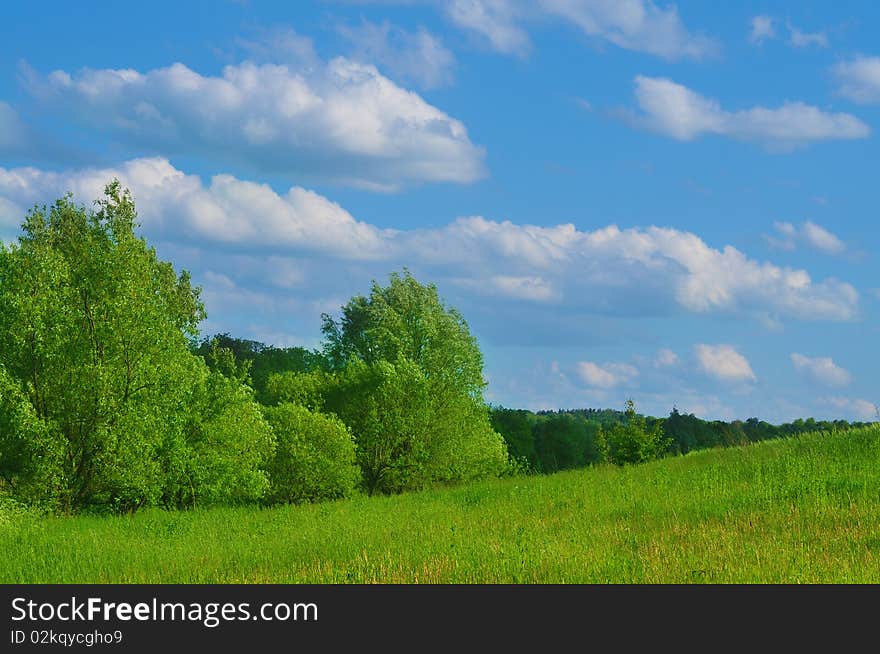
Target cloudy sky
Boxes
[1,1,878,421]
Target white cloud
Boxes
[338,20,456,89]
[489,275,559,302]
[632,75,870,148]
[380,0,716,60]
[234,27,319,68]
[0,158,861,324]
[833,56,880,105]
[748,17,828,49]
[576,360,639,388]
[654,348,679,367]
[825,397,877,420]
[749,15,775,44]
[446,0,531,56]
[535,0,717,60]
[26,58,485,191]
[0,157,390,259]
[802,221,845,254]
[791,353,851,387]
[766,220,845,255]
[788,25,828,48]
[695,344,756,383]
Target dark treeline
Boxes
[192,334,871,476]
[491,405,872,475]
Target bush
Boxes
[163,363,276,509]
[263,403,360,504]
[601,400,670,465]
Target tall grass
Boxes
[2,426,879,583]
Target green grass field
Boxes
[3,426,879,583]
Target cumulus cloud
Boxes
[24,58,485,191]
[833,56,880,105]
[576,360,639,388]
[0,158,861,323]
[0,158,389,259]
[338,20,455,89]
[654,348,679,367]
[825,397,877,420]
[631,75,870,148]
[695,344,756,383]
[451,274,560,302]
[791,353,851,387]
[749,15,775,44]
[766,220,845,255]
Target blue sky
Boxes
[1,0,879,421]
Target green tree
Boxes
[533,412,603,472]
[602,399,670,465]
[262,403,360,504]
[0,184,272,512]
[161,345,275,508]
[490,407,536,468]
[193,333,326,402]
[320,271,508,493]
[263,369,331,412]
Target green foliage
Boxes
[320,271,508,494]
[0,364,63,508]
[193,333,326,402]
[162,363,276,509]
[262,403,360,504]
[321,270,486,400]
[533,412,603,472]
[490,407,536,466]
[0,185,273,513]
[322,358,436,494]
[602,399,670,465]
[264,370,331,411]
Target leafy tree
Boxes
[602,399,670,465]
[263,370,331,412]
[162,345,275,509]
[0,364,62,506]
[322,358,435,494]
[262,403,360,504]
[0,184,272,512]
[533,412,602,473]
[320,271,508,493]
[490,407,536,464]
[321,270,485,398]
[193,333,326,402]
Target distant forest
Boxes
[197,333,872,476]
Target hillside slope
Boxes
[3,426,879,583]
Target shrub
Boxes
[263,403,360,504]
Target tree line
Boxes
[490,405,871,475]
[0,184,869,514]
[0,185,506,513]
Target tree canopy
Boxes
[318,271,508,493]
[0,184,273,512]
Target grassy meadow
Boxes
[2,425,879,584]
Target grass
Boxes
[2,426,880,583]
